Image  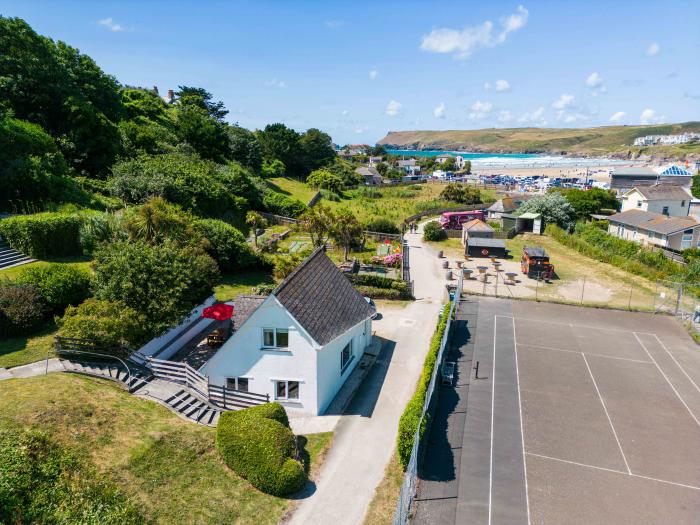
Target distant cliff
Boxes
[377,123,700,161]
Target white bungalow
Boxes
[200,248,374,415]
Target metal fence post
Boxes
[580,276,586,305]
[628,285,633,311]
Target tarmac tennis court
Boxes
[414,297,700,525]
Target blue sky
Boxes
[3,0,699,145]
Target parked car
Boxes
[442,361,456,386]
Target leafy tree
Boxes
[330,208,363,261]
[173,86,228,121]
[517,192,577,230]
[327,157,363,186]
[553,187,619,219]
[57,298,149,347]
[299,205,335,246]
[0,17,122,176]
[195,218,258,271]
[299,128,336,174]
[271,253,303,280]
[121,88,168,122]
[375,162,389,176]
[256,123,302,178]
[118,117,178,157]
[92,240,219,335]
[0,283,45,337]
[441,157,457,171]
[16,264,91,313]
[440,183,482,204]
[364,217,400,234]
[246,211,268,246]
[122,198,198,245]
[262,159,285,178]
[463,160,472,174]
[423,221,447,241]
[227,125,262,171]
[174,104,228,162]
[369,144,387,156]
[307,169,344,193]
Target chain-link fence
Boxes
[393,274,461,525]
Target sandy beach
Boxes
[474,165,618,182]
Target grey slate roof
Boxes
[632,185,690,201]
[273,247,374,346]
[612,167,658,177]
[356,166,380,177]
[231,295,266,330]
[486,198,518,213]
[466,237,506,248]
[607,209,700,235]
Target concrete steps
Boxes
[0,238,35,270]
[164,389,221,426]
[60,359,153,393]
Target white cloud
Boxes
[97,17,125,32]
[420,5,528,59]
[552,93,575,110]
[265,78,286,88]
[609,111,626,122]
[646,42,660,56]
[468,100,493,119]
[518,106,546,125]
[498,110,513,122]
[369,68,379,80]
[585,72,603,88]
[640,108,664,124]
[325,20,344,28]
[434,102,446,119]
[495,79,510,92]
[385,100,402,117]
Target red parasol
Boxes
[384,239,391,245]
[202,303,234,321]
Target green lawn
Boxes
[0,322,57,368]
[267,177,318,203]
[215,271,276,301]
[0,256,92,280]
[0,373,333,525]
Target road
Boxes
[288,225,448,525]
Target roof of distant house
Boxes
[231,295,266,330]
[273,247,374,346]
[356,166,380,177]
[607,209,700,235]
[466,237,506,248]
[463,219,495,232]
[486,197,518,213]
[397,159,417,167]
[629,185,691,201]
[612,167,658,177]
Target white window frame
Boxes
[274,380,299,400]
[340,340,354,374]
[262,328,289,349]
[681,229,693,250]
[226,377,249,392]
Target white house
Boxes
[201,248,374,415]
[607,209,700,251]
[435,154,466,170]
[620,185,691,217]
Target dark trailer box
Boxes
[465,237,508,258]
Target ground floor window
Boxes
[340,341,353,374]
[681,229,693,249]
[275,380,299,400]
[226,377,249,392]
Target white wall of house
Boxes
[608,222,700,250]
[202,296,321,414]
[621,190,690,217]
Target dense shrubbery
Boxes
[397,304,450,469]
[216,403,306,496]
[518,193,577,230]
[553,187,619,219]
[307,169,345,193]
[92,240,219,336]
[364,218,400,234]
[57,298,149,347]
[195,218,258,272]
[0,428,142,524]
[0,213,82,258]
[0,283,45,337]
[262,191,307,217]
[348,273,412,299]
[440,183,482,205]
[15,264,91,313]
[423,221,447,241]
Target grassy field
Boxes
[0,256,92,280]
[377,122,700,157]
[0,373,333,525]
[0,322,57,368]
[215,270,276,301]
[268,176,318,203]
[363,451,403,525]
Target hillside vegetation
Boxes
[378,122,700,159]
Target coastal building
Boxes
[633,133,700,146]
[606,210,700,251]
[460,219,495,247]
[356,166,383,185]
[397,158,421,176]
[620,185,691,217]
[485,197,519,219]
[435,154,466,170]
[610,167,691,193]
[201,248,375,415]
[368,156,383,166]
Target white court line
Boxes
[488,316,497,525]
[512,316,656,336]
[581,353,631,474]
[511,317,531,525]
[633,332,700,429]
[525,451,700,492]
[653,334,700,396]
[517,342,653,365]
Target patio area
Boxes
[169,319,231,369]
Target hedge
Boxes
[0,213,82,258]
[396,304,450,469]
[262,191,307,218]
[423,221,447,242]
[15,264,91,313]
[216,403,305,496]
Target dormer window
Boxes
[262,328,289,349]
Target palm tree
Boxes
[330,208,363,261]
[246,211,268,247]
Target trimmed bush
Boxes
[355,285,404,300]
[0,428,142,524]
[57,298,149,347]
[397,304,450,469]
[194,218,258,272]
[216,403,305,496]
[15,264,91,313]
[422,221,447,242]
[0,283,45,337]
[0,213,82,258]
[263,191,307,217]
[348,274,412,299]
